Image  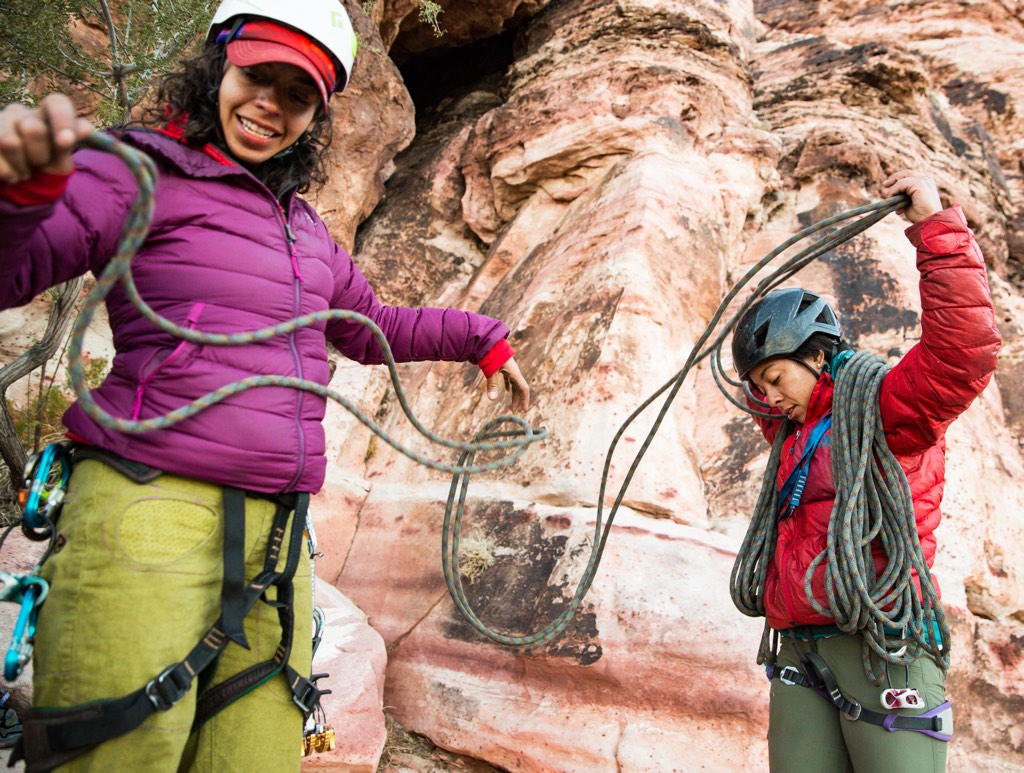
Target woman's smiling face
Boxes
[749,353,824,424]
[218,61,318,165]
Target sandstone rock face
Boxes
[321,0,1024,771]
[302,579,388,772]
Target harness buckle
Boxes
[145,665,191,712]
[778,666,801,686]
[292,676,328,717]
[842,700,862,721]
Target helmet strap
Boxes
[786,355,825,380]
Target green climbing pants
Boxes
[32,459,312,772]
[768,631,948,773]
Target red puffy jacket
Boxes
[752,205,1001,631]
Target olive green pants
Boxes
[33,460,312,772]
[768,632,948,773]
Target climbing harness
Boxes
[8,445,322,771]
[765,631,953,742]
[765,662,953,741]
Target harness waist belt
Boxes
[767,660,953,742]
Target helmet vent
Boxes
[798,292,817,315]
[753,320,770,349]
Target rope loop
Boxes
[67,132,546,475]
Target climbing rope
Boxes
[592,194,907,560]
[30,132,566,648]
[20,131,944,659]
[586,188,951,679]
[66,133,545,474]
[819,351,949,677]
[442,190,919,648]
[731,351,950,682]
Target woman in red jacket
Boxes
[0,1,530,771]
[730,171,1001,772]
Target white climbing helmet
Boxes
[208,0,358,100]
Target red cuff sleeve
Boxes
[0,169,73,206]
[478,339,514,378]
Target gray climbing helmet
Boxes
[731,288,842,380]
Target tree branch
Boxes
[0,278,85,488]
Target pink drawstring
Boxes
[291,252,305,283]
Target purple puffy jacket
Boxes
[0,129,510,493]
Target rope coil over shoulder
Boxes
[730,350,950,683]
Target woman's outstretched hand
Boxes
[881,170,943,224]
[486,356,531,413]
[0,94,94,185]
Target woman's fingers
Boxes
[0,94,93,184]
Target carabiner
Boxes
[20,443,71,538]
[3,575,49,681]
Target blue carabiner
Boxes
[3,575,49,682]
[21,443,71,533]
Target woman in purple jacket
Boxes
[0,1,529,770]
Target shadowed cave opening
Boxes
[395,27,518,115]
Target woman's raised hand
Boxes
[881,170,943,224]
[0,94,94,185]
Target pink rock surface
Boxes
[301,580,388,772]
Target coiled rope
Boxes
[730,351,949,682]
[67,133,544,474]
[434,192,909,649]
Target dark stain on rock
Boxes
[442,500,602,665]
[822,237,920,340]
[945,77,1010,116]
[577,287,624,373]
[928,97,969,157]
[717,416,767,489]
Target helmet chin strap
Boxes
[787,356,826,379]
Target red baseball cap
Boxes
[221,20,338,110]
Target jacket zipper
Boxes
[278,203,306,492]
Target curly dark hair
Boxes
[136,42,334,197]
